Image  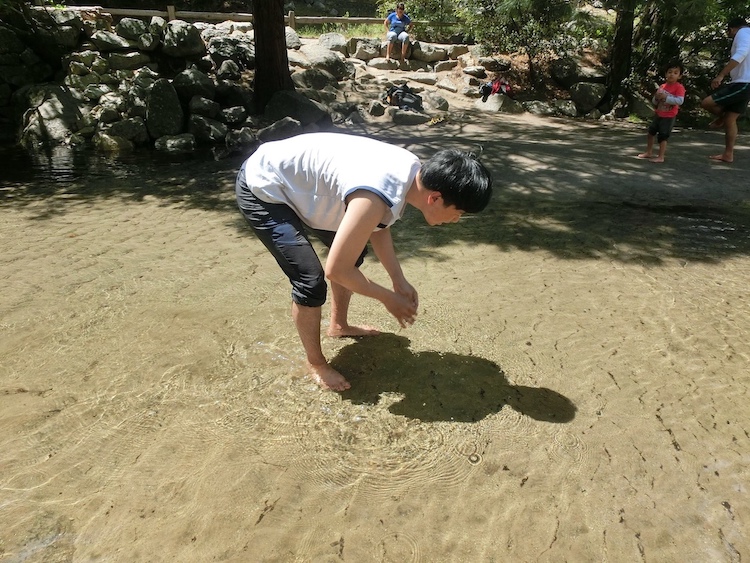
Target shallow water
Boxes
[1,118,750,561]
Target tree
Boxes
[251,0,294,113]
[604,0,637,108]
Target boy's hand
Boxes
[393,278,418,310]
[384,292,418,328]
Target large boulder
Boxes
[299,44,351,80]
[146,78,183,138]
[19,84,83,148]
[162,20,206,58]
[569,82,607,115]
[173,68,215,103]
[264,90,331,127]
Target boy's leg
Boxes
[328,280,380,337]
[292,302,351,391]
[710,111,740,163]
[638,134,655,158]
[652,140,667,163]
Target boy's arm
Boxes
[325,192,417,327]
[369,227,418,310]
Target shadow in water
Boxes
[333,333,576,424]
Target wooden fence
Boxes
[32,3,435,29]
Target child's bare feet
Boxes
[327,324,380,338]
[637,153,653,159]
[308,362,351,391]
[709,154,733,163]
[650,157,665,163]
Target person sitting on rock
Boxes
[384,2,413,62]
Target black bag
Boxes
[385,84,424,112]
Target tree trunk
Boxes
[605,0,637,109]
[252,0,294,113]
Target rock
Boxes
[154,133,196,153]
[90,30,132,51]
[569,82,607,114]
[291,67,339,90]
[388,106,431,125]
[162,20,206,58]
[300,44,351,80]
[257,116,302,143]
[92,131,135,152]
[319,33,348,56]
[109,51,151,71]
[146,78,184,138]
[285,26,302,50]
[189,95,221,118]
[173,68,216,103]
[264,89,330,127]
[475,94,524,114]
[188,114,228,143]
[116,17,148,40]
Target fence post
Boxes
[288,10,295,30]
[167,4,176,20]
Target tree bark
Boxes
[605,0,637,109]
[252,0,294,113]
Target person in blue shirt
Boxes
[384,2,413,62]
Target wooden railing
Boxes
[32,3,434,29]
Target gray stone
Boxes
[109,51,151,71]
[291,67,338,90]
[319,33,348,56]
[93,131,135,152]
[285,26,302,50]
[569,82,607,114]
[188,114,228,143]
[189,95,221,118]
[116,17,148,40]
[106,116,149,144]
[217,59,241,80]
[220,106,247,125]
[155,133,196,153]
[225,127,257,151]
[90,30,132,51]
[475,94,524,114]
[411,42,447,63]
[173,68,215,103]
[389,107,431,125]
[257,117,302,143]
[264,89,330,127]
[462,66,487,78]
[146,78,184,138]
[299,44,350,80]
[162,20,206,58]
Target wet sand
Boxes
[1,111,750,561]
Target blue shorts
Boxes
[236,168,367,308]
[712,82,750,114]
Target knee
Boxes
[292,273,327,308]
[700,96,714,110]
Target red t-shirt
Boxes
[654,82,686,118]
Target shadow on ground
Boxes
[333,333,576,423]
[2,110,750,264]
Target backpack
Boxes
[385,84,424,112]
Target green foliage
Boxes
[296,22,383,38]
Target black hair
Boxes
[665,60,684,74]
[727,16,748,28]
[420,149,492,213]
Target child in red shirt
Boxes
[638,62,686,163]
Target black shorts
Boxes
[648,115,676,142]
[712,82,750,114]
[235,168,367,308]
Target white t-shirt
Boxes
[238,132,421,231]
[730,26,750,83]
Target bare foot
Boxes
[637,153,653,159]
[650,157,665,163]
[709,154,733,163]
[308,362,351,391]
[709,118,725,129]
[327,324,380,338]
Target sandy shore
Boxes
[2,108,750,561]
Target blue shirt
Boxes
[386,11,411,34]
